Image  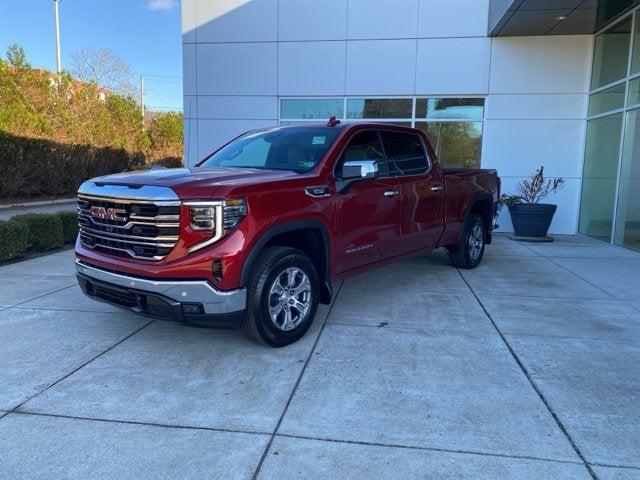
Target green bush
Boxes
[57,210,79,244]
[12,213,64,251]
[0,219,29,261]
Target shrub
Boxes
[0,219,29,262]
[12,213,64,251]
[57,210,79,244]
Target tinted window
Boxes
[381,131,429,176]
[199,127,340,173]
[336,130,388,178]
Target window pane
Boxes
[588,83,626,116]
[633,13,640,73]
[201,127,340,173]
[579,113,624,241]
[415,121,482,168]
[591,18,632,89]
[629,77,640,105]
[346,99,412,119]
[596,0,635,30]
[380,130,429,176]
[416,98,484,120]
[337,130,387,177]
[613,108,640,251]
[281,99,343,120]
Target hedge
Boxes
[12,213,64,251]
[57,211,79,244]
[0,218,29,262]
[0,211,78,262]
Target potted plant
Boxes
[500,166,565,241]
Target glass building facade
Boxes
[580,7,640,251]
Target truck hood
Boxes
[89,167,300,197]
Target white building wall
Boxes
[182,0,593,234]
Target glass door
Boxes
[579,114,624,241]
[614,108,640,250]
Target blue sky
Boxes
[0,0,183,112]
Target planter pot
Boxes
[508,203,557,238]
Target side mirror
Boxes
[341,160,379,180]
[336,160,379,193]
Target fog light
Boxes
[182,303,203,314]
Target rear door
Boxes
[333,130,401,274]
[380,129,445,253]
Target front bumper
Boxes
[76,261,246,325]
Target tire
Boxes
[446,213,486,269]
[240,246,319,347]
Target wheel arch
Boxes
[464,192,495,245]
[240,220,333,304]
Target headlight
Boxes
[184,199,247,253]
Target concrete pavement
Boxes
[0,235,638,479]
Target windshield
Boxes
[198,127,340,173]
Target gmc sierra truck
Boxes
[75,121,500,347]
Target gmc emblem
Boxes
[89,206,127,222]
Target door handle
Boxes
[384,190,400,197]
[430,185,443,192]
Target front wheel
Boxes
[446,213,486,269]
[240,247,319,347]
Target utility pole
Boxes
[140,76,145,126]
[54,0,62,74]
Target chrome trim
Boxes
[305,185,331,198]
[79,241,166,261]
[78,213,179,229]
[78,194,180,207]
[129,213,180,221]
[81,231,176,249]
[76,260,246,314]
[79,226,179,243]
[78,182,180,204]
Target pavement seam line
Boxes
[8,319,155,413]
[9,410,270,437]
[455,267,600,480]
[9,283,78,308]
[250,281,345,480]
[274,432,586,467]
[590,462,640,471]
[517,242,615,298]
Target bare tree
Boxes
[70,47,136,96]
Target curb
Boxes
[0,198,76,210]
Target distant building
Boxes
[181,0,640,251]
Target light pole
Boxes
[54,0,62,74]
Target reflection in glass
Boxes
[633,13,640,73]
[579,114,624,241]
[415,98,484,120]
[614,108,640,251]
[629,77,640,106]
[346,99,412,119]
[416,121,482,168]
[588,83,626,116]
[591,18,631,89]
[280,99,343,120]
[596,0,635,31]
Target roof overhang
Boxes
[489,0,639,36]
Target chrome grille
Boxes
[78,195,180,260]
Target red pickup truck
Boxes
[75,122,500,347]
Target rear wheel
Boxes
[446,213,486,269]
[240,247,319,347]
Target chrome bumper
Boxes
[75,261,246,315]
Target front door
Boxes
[333,130,401,274]
[381,129,445,253]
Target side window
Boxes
[381,130,429,176]
[336,130,388,178]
